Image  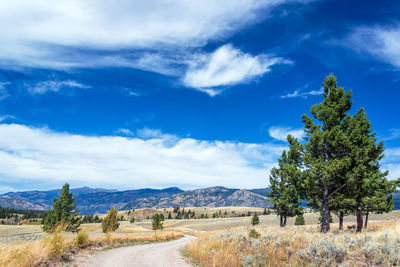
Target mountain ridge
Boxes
[1,186,399,214]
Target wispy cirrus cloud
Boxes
[0,81,11,100]
[269,126,304,141]
[114,128,134,136]
[183,44,291,96]
[280,85,323,99]
[0,123,285,189]
[27,80,90,95]
[346,24,400,68]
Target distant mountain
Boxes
[76,187,184,214]
[0,196,46,210]
[2,187,118,209]
[1,186,398,214]
[122,186,272,210]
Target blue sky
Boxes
[0,0,399,192]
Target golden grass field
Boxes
[0,208,399,267]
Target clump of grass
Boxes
[75,230,90,248]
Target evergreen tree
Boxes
[268,135,303,227]
[345,108,399,232]
[102,206,119,233]
[168,211,172,219]
[295,213,305,225]
[301,74,353,232]
[42,183,80,232]
[152,213,164,234]
[251,212,259,227]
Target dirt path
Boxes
[72,235,195,267]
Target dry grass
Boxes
[185,221,400,267]
[0,228,183,267]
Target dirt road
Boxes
[73,235,195,267]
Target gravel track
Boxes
[74,235,195,267]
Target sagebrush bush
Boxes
[249,229,260,239]
[298,239,347,266]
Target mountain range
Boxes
[1,186,399,214]
[0,186,272,214]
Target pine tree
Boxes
[301,74,353,232]
[152,213,164,234]
[102,206,120,233]
[42,183,80,232]
[345,108,399,232]
[251,212,259,227]
[268,135,303,227]
[295,213,305,225]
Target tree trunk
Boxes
[280,214,284,227]
[356,203,363,233]
[321,188,330,233]
[339,212,344,230]
[364,212,369,229]
[283,215,287,227]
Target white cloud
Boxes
[27,80,90,95]
[269,126,304,141]
[384,164,400,181]
[0,0,310,72]
[0,81,11,100]
[115,128,134,136]
[383,129,400,141]
[0,115,15,122]
[0,123,286,189]
[183,44,290,96]
[347,25,400,68]
[281,87,323,98]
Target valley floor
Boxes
[1,209,399,266]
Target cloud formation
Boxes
[0,123,285,190]
[347,25,400,68]
[0,0,313,95]
[280,87,323,99]
[183,44,289,96]
[0,0,305,68]
[27,80,90,95]
[269,126,304,141]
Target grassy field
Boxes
[0,209,399,266]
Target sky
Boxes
[0,0,399,192]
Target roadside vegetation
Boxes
[0,227,183,267]
[185,221,400,266]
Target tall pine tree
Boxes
[268,135,303,227]
[345,108,398,232]
[302,74,352,232]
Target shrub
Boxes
[251,213,259,226]
[249,229,260,239]
[295,214,305,225]
[130,217,135,224]
[102,206,119,233]
[75,230,89,248]
[298,239,346,266]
